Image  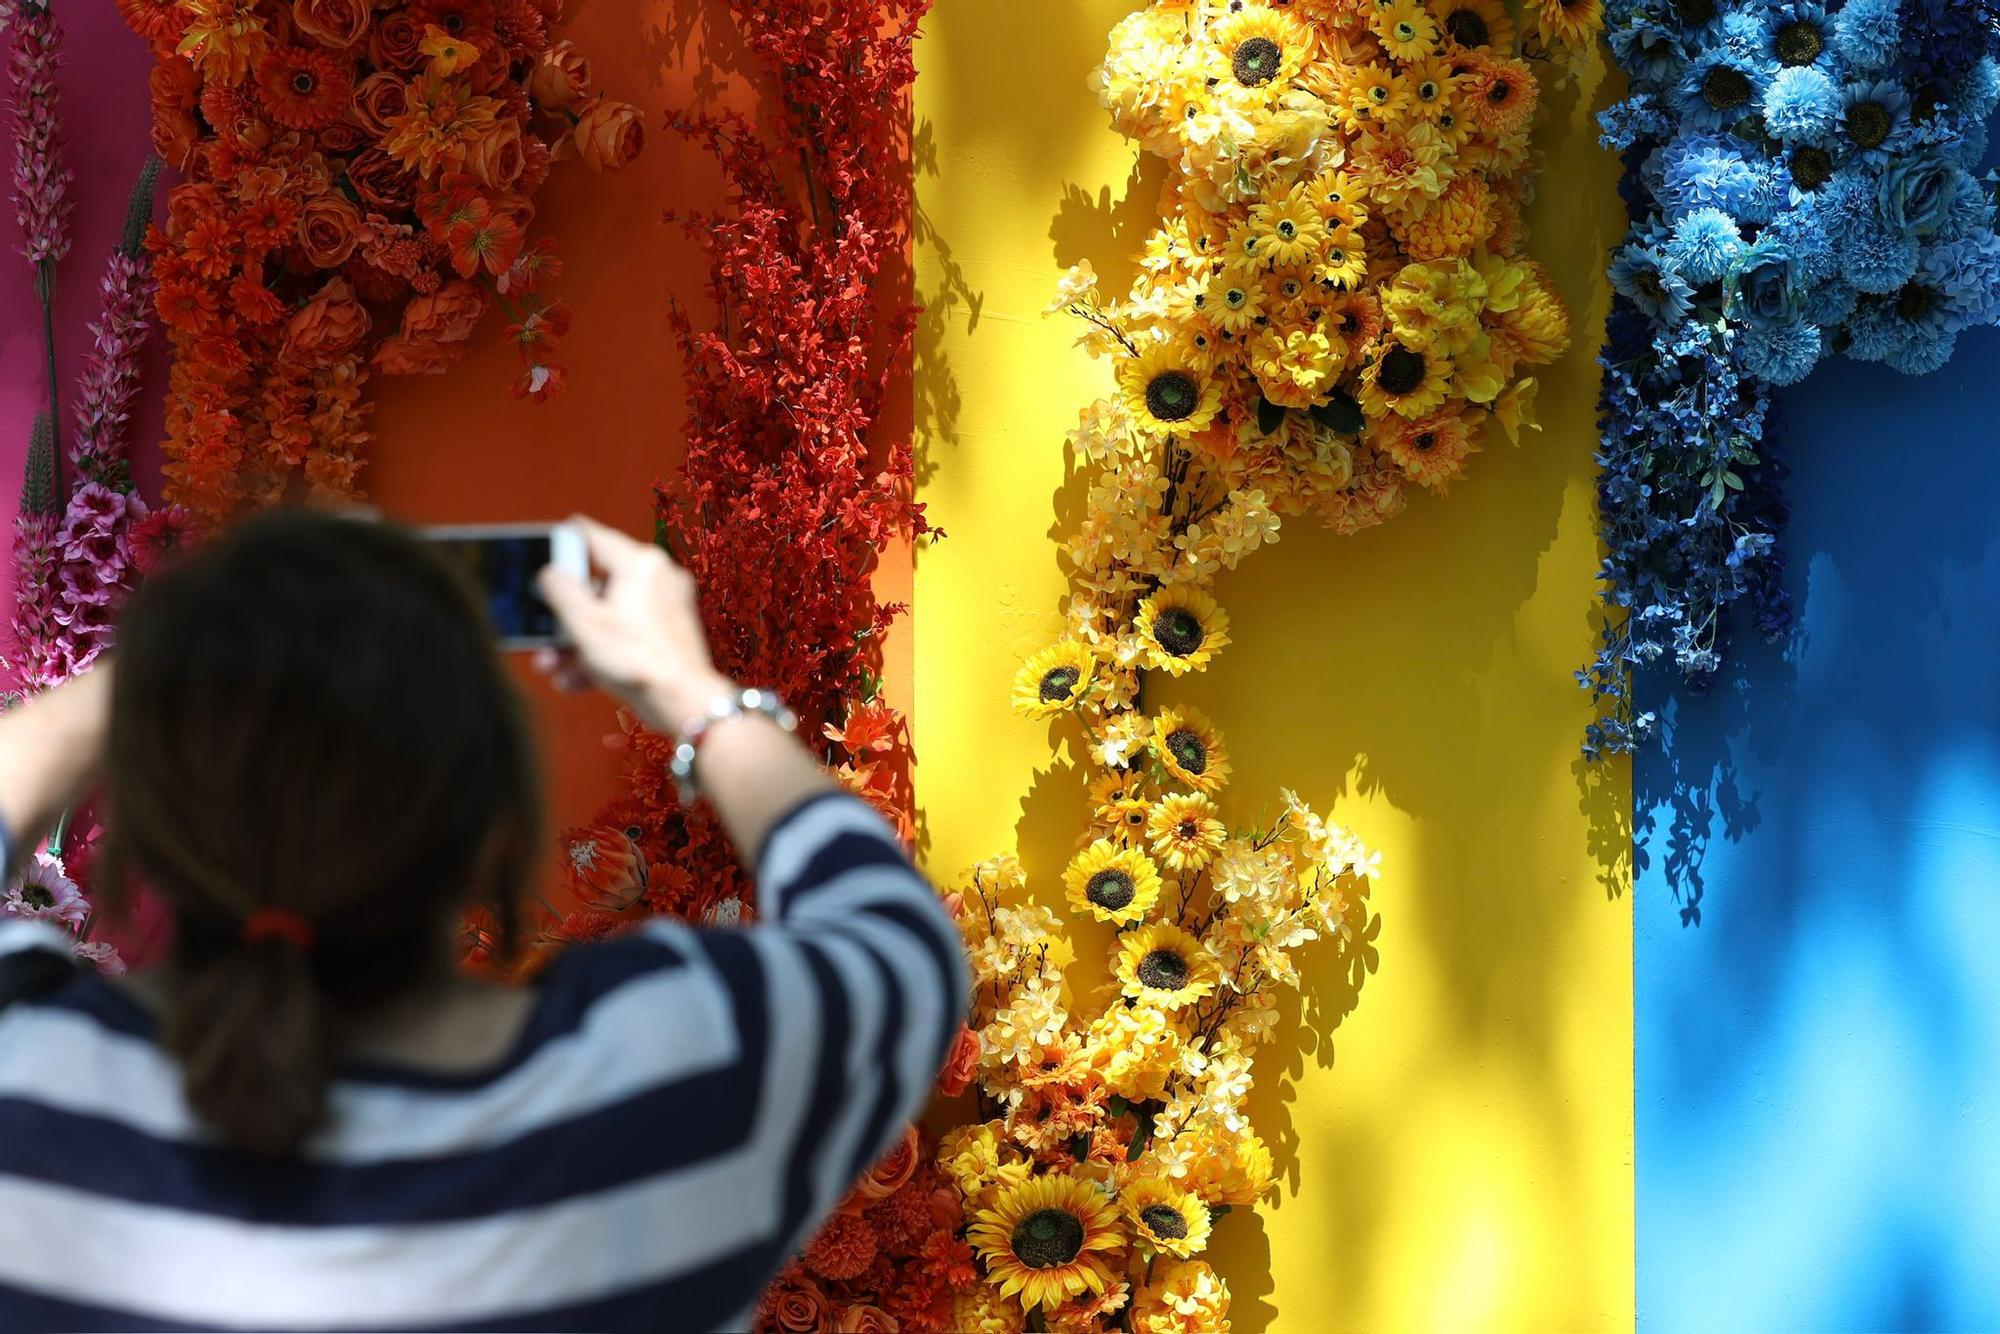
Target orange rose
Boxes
[292,0,368,49]
[572,97,644,172]
[153,104,201,171]
[853,1125,921,1202]
[836,1306,899,1334]
[368,9,424,71]
[528,40,591,112]
[296,194,363,268]
[373,335,466,376]
[319,121,365,154]
[760,1273,833,1334]
[934,1024,979,1098]
[346,148,415,212]
[151,58,201,110]
[400,279,488,344]
[463,119,525,189]
[281,279,371,359]
[350,72,408,136]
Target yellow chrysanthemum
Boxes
[1248,192,1327,268]
[951,1282,1028,1334]
[1428,0,1516,52]
[1485,260,1571,367]
[1314,226,1369,291]
[1118,343,1225,438]
[1209,5,1313,94]
[1150,704,1230,793]
[1146,793,1227,872]
[1369,0,1439,62]
[939,1121,1036,1206]
[968,1174,1126,1313]
[1381,407,1482,492]
[1397,172,1498,260]
[1184,1128,1277,1208]
[1535,0,1605,49]
[1124,1178,1214,1259]
[1012,641,1095,719]
[1064,839,1166,926]
[1358,341,1451,421]
[1348,120,1450,212]
[1131,1260,1231,1334]
[1197,269,1265,336]
[1134,584,1231,676]
[1115,922,1220,1010]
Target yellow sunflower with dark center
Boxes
[1065,839,1165,925]
[1134,584,1230,676]
[1118,342,1225,437]
[968,1174,1125,1313]
[1535,0,1604,49]
[1012,641,1095,719]
[1427,0,1516,52]
[1146,792,1227,872]
[1358,341,1451,420]
[1115,922,1220,1010]
[1210,5,1312,92]
[1124,1178,1214,1258]
[1151,705,1231,793]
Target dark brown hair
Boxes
[99,510,542,1156]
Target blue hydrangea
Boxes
[1739,320,1822,384]
[1764,195,1839,284]
[1660,133,1773,218]
[1830,0,1903,73]
[1922,235,2000,330]
[1611,244,1698,324]
[1763,65,1843,142]
[1669,207,1748,283]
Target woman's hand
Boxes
[534,517,734,734]
[0,663,115,867]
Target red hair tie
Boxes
[242,907,315,952]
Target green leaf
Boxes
[1256,396,1288,436]
[1309,391,1365,435]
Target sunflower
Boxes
[1115,922,1220,1010]
[1209,5,1313,93]
[1151,705,1231,793]
[1117,343,1225,438]
[1146,793,1227,872]
[1249,193,1327,269]
[1428,0,1515,52]
[1358,341,1451,420]
[1369,0,1439,62]
[1012,641,1095,719]
[1197,269,1266,336]
[968,1174,1125,1313]
[254,45,353,130]
[1064,840,1164,926]
[1381,408,1481,491]
[1315,226,1370,290]
[1534,0,1603,49]
[1124,1178,1214,1258]
[1133,584,1230,676]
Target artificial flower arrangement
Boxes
[117,0,644,520]
[935,2,1588,1329]
[1584,0,2000,755]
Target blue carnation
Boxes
[1838,79,1912,164]
[1921,235,2000,332]
[1669,207,1748,284]
[1829,0,1902,74]
[1661,133,1774,219]
[1882,318,1959,376]
[1608,13,1688,89]
[1739,320,1822,384]
[1934,170,1997,242]
[1611,243,1698,324]
[1843,298,1900,360]
[1963,58,2000,121]
[1798,277,1859,325]
[1718,10,1772,61]
[1878,155,1967,237]
[1675,50,1772,133]
[1762,66,1842,142]
[1841,219,1922,294]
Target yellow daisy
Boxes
[1306,170,1370,230]
[1117,343,1225,438]
[1210,4,1313,93]
[1115,922,1220,1010]
[1146,793,1227,872]
[1197,269,1265,336]
[1064,839,1165,926]
[1358,341,1451,420]
[1248,191,1328,268]
[1401,55,1461,122]
[1337,60,1412,132]
[968,1174,1126,1313]
[1012,641,1095,719]
[1428,0,1516,52]
[1124,1178,1214,1259]
[1133,584,1230,676]
[1152,705,1231,793]
[1314,226,1369,290]
[1369,0,1439,62]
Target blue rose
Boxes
[1879,155,1962,235]
[1730,237,1799,327]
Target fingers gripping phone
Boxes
[421,522,587,651]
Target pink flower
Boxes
[8,1,71,267]
[4,852,88,928]
[129,505,199,576]
[70,940,125,976]
[57,561,116,607]
[70,250,156,480]
[64,483,127,529]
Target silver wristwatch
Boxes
[669,687,799,805]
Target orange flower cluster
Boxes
[118,0,643,520]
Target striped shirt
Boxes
[0,792,967,1332]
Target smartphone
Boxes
[422,522,587,651]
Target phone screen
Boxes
[428,530,558,645]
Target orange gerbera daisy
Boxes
[1323,289,1385,351]
[1460,52,1539,138]
[1382,408,1482,491]
[254,46,354,131]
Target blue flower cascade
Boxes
[1585,0,2000,757]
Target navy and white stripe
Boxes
[0,792,967,1332]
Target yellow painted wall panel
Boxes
[914,6,1633,1329]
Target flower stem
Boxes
[35,257,61,504]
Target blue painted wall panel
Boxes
[1636,347,2000,1331]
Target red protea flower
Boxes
[562,823,647,912]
